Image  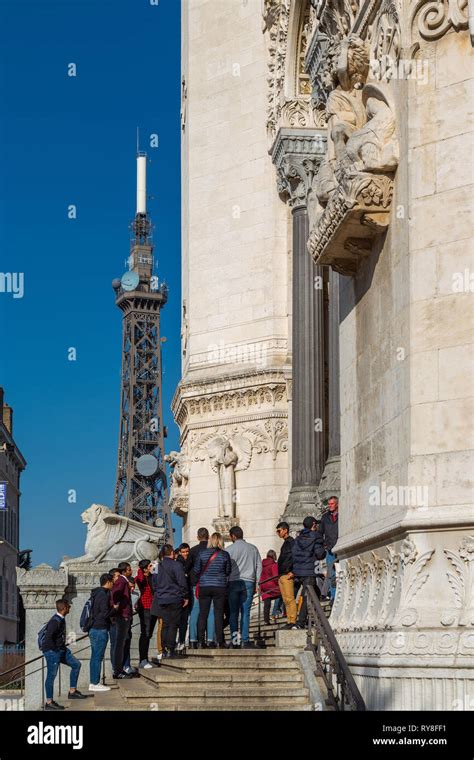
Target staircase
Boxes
[61,606,334,712]
[64,626,326,711]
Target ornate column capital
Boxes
[270,127,327,209]
[17,563,69,609]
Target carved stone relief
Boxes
[411,0,469,43]
[306,32,399,275]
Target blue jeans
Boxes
[44,648,81,701]
[189,586,215,642]
[271,597,283,616]
[89,628,109,685]
[228,580,255,644]
[326,552,337,601]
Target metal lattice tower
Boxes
[112,151,172,539]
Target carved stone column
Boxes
[17,564,69,710]
[271,128,327,531]
[318,267,341,502]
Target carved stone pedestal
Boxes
[308,171,394,276]
[213,516,240,542]
[283,487,323,535]
[17,564,69,710]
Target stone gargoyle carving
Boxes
[164,450,190,492]
[164,450,191,518]
[307,34,399,276]
[63,503,165,565]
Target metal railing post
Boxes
[41,658,44,708]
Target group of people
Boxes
[39,497,339,711]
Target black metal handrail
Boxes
[305,585,365,711]
[250,573,282,645]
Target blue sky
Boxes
[0,0,182,566]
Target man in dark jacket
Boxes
[41,598,86,710]
[187,528,216,647]
[319,496,339,601]
[276,521,298,629]
[88,573,115,692]
[292,516,326,627]
[151,545,189,658]
[110,562,134,679]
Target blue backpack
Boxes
[80,595,94,633]
[37,622,48,650]
[37,613,60,650]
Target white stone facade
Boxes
[178,0,474,710]
[175,0,292,556]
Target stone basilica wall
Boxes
[175,0,292,556]
[177,0,473,710]
[312,6,474,710]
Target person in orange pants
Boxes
[275,522,298,629]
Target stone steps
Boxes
[55,631,321,712]
[141,669,304,684]
[119,680,309,700]
[148,656,298,669]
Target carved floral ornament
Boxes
[189,419,289,466]
[411,0,470,42]
[331,535,474,636]
[167,420,288,515]
[263,0,323,142]
[184,383,287,418]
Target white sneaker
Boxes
[139,659,154,669]
[123,666,137,674]
[176,643,184,652]
[88,683,111,692]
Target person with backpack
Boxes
[135,559,156,669]
[87,573,116,692]
[194,532,231,649]
[151,544,189,659]
[40,598,87,710]
[292,516,326,628]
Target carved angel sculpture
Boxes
[344,84,399,173]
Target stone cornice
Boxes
[270,127,327,208]
[186,410,288,432]
[172,369,289,434]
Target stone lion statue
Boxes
[63,504,165,565]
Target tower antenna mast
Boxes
[111,149,172,539]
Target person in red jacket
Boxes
[260,550,282,624]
